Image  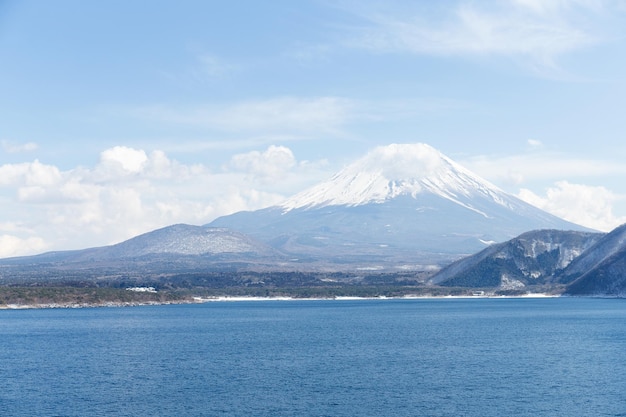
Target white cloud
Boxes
[0,234,47,258]
[143,150,173,178]
[527,139,544,149]
[229,145,297,181]
[18,186,50,203]
[518,181,626,231]
[0,144,330,256]
[0,222,32,234]
[359,143,446,180]
[91,146,208,184]
[0,160,62,187]
[100,146,148,173]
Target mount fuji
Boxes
[209,143,591,268]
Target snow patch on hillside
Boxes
[111,225,266,257]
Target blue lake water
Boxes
[1,297,626,417]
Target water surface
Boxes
[1,298,625,416]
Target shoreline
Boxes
[193,293,560,302]
[0,299,198,310]
[0,293,562,310]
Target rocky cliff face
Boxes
[428,223,626,296]
[429,230,603,289]
[560,224,626,295]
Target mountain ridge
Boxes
[210,143,592,266]
[429,229,604,289]
[427,223,626,296]
[560,224,626,295]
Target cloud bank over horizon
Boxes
[0,144,331,257]
[0,142,623,257]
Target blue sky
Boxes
[1,0,626,256]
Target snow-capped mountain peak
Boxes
[209,142,591,267]
[281,143,509,212]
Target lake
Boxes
[1,297,625,416]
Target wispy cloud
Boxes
[159,52,240,86]
[131,95,469,145]
[1,140,39,153]
[462,151,626,186]
[193,53,239,78]
[340,0,621,74]
[134,96,356,135]
[527,139,544,150]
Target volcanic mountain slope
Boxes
[209,143,591,266]
[17,224,280,262]
[429,229,603,289]
[0,224,285,283]
[83,224,279,259]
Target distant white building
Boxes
[126,287,157,293]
